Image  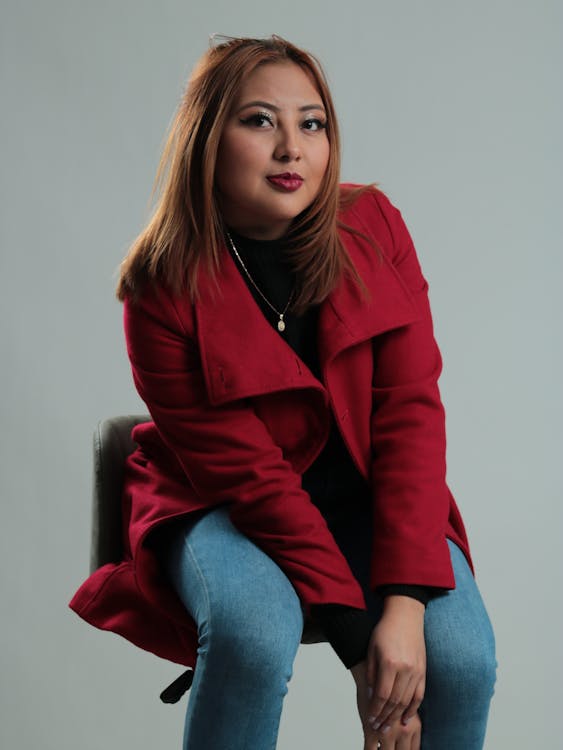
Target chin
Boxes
[269,199,312,223]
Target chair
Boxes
[90,415,326,665]
[90,414,149,574]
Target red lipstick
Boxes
[267,172,304,192]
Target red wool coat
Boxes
[69,186,471,670]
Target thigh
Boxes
[159,505,305,647]
[159,508,304,750]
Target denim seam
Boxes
[183,536,213,647]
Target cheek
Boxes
[218,133,265,175]
[234,145,264,173]
[216,148,252,198]
[314,141,330,179]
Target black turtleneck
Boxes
[226,229,432,669]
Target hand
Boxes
[377,713,421,750]
[351,659,422,749]
[354,596,426,733]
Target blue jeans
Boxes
[159,505,496,749]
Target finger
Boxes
[364,735,381,750]
[370,670,411,731]
[378,728,403,750]
[379,677,413,732]
[396,725,413,750]
[363,727,383,750]
[401,678,425,725]
[367,670,397,731]
[410,721,421,750]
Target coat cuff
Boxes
[310,604,376,668]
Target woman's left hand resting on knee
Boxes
[351,596,426,748]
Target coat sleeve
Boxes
[123,285,366,615]
[368,190,456,589]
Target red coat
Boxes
[69,186,471,669]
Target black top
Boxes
[226,229,433,668]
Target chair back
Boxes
[90,414,149,573]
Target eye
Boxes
[239,112,274,128]
[302,117,327,132]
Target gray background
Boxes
[2,1,561,748]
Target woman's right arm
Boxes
[123,284,366,615]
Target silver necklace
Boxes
[226,231,294,332]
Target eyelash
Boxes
[303,117,327,132]
[240,113,327,131]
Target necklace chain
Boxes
[226,232,294,332]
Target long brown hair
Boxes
[116,35,367,312]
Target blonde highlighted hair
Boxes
[116,35,367,312]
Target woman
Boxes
[70,35,496,749]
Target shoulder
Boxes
[123,281,195,341]
[338,182,391,216]
[337,183,416,265]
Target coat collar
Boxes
[196,229,419,406]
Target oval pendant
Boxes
[277,319,286,332]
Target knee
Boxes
[425,546,497,706]
[201,584,304,683]
[426,629,497,705]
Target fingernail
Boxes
[368,717,380,731]
[402,716,412,726]
[381,724,391,734]
[367,686,373,700]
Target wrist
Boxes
[350,660,366,683]
[382,594,425,618]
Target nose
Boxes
[273,127,301,162]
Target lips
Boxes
[266,172,304,192]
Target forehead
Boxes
[233,61,322,108]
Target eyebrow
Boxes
[236,100,326,114]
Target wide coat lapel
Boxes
[317,227,421,369]
[195,246,323,406]
[196,227,420,408]
[317,225,422,477]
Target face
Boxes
[215,61,330,240]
